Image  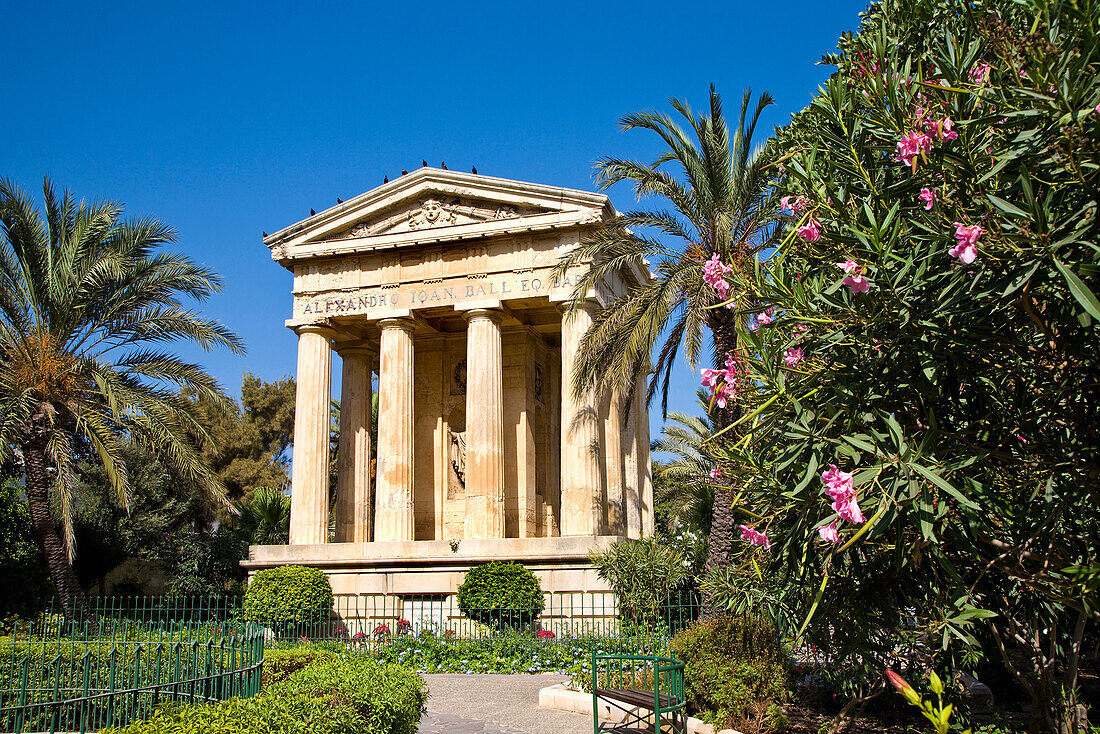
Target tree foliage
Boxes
[558,87,780,612]
[708,1,1099,729]
[0,178,243,616]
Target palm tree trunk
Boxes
[701,313,741,618]
[21,439,90,619]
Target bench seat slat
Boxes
[594,687,678,711]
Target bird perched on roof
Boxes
[310,208,316,216]
[401,169,408,176]
[441,161,447,170]
[337,197,343,204]
[422,159,428,167]
[262,231,268,237]
[472,165,478,175]
[384,175,389,183]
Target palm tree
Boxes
[652,405,718,536]
[556,86,778,615]
[237,486,291,545]
[0,178,244,617]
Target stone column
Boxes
[463,308,505,539]
[375,318,416,542]
[559,301,602,536]
[335,345,374,543]
[603,388,625,536]
[624,383,642,539]
[635,364,654,536]
[289,324,334,545]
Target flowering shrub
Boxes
[535,628,556,640]
[708,0,1099,729]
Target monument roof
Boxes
[264,167,615,266]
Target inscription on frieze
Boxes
[294,267,584,319]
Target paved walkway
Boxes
[418,674,589,734]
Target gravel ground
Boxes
[418,673,590,734]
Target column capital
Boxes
[463,307,504,324]
[335,343,377,360]
[293,323,336,340]
[378,316,416,333]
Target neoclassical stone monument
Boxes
[245,168,653,597]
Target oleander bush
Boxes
[456,561,544,631]
[703,0,1100,729]
[241,565,333,634]
[105,648,427,734]
[670,616,788,734]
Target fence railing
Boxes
[61,591,700,648]
[0,615,265,734]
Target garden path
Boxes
[418,673,588,734]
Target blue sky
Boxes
[2,0,868,439]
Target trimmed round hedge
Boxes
[242,565,333,634]
[456,561,544,631]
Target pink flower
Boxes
[919,187,936,210]
[845,274,870,294]
[709,468,722,479]
[713,382,737,409]
[784,347,803,367]
[834,494,867,524]
[818,521,840,544]
[703,253,732,299]
[1095,104,1100,114]
[700,368,722,389]
[949,222,983,265]
[780,195,808,214]
[837,260,870,294]
[756,308,774,325]
[739,524,771,549]
[895,130,932,168]
[795,324,809,333]
[822,464,864,523]
[821,464,854,496]
[938,117,958,141]
[797,218,822,242]
[704,354,741,408]
[969,63,992,84]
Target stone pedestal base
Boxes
[244,536,616,596]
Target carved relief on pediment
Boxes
[341,196,537,240]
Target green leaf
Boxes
[910,463,979,510]
[986,195,1030,219]
[1053,258,1100,319]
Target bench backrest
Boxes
[591,652,685,707]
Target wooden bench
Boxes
[591,652,686,733]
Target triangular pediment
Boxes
[334,194,550,238]
[264,168,612,265]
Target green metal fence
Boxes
[0,615,265,734]
[67,591,700,648]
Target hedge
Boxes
[104,648,427,734]
[241,565,333,634]
[456,561,544,630]
[670,615,789,734]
